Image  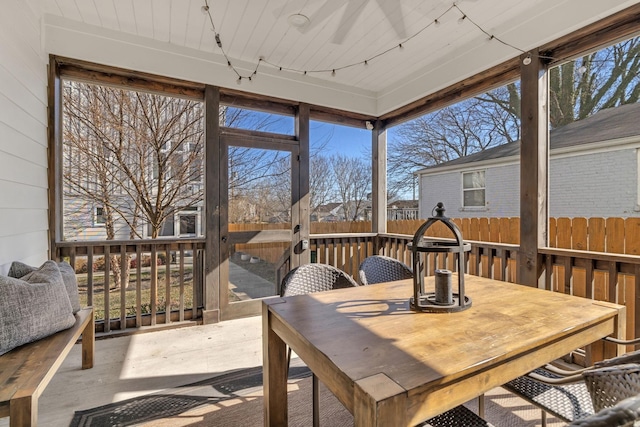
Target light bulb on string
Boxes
[201,0,555,83]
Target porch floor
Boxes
[0,315,566,427]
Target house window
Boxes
[95,207,106,225]
[462,171,486,207]
[179,214,196,235]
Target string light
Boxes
[202,0,555,81]
[202,0,261,81]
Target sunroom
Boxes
[2,0,640,426]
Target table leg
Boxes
[263,302,288,426]
[354,373,407,426]
[82,308,95,369]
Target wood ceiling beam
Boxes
[56,56,205,100]
[379,59,520,128]
[540,3,640,65]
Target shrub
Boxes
[130,255,164,268]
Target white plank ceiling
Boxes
[41,0,639,116]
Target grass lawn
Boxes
[77,266,195,320]
[77,257,278,319]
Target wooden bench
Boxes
[0,307,94,427]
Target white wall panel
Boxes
[0,0,49,273]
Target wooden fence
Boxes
[231,216,640,264]
[229,222,372,264]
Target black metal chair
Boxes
[568,392,640,427]
[358,255,413,285]
[280,263,490,427]
[503,347,640,426]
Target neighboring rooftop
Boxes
[417,102,640,172]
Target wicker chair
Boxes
[280,263,359,297]
[503,349,640,426]
[568,393,640,427]
[358,255,413,285]
[280,263,490,427]
[280,264,357,427]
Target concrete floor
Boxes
[0,315,566,427]
[4,316,264,427]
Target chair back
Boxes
[280,263,358,297]
[594,349,640,368]
[582,363,640,413]
[568,392,640,426]
[358,255,413,285]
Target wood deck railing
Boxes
[54,238,205,333]
[54,229,640,349]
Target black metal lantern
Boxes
[410,202,472,313]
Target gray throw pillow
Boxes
[0,260,76,356]
[8,260,81,313]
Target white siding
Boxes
[0,0,48,273]
[550,149,638,217]
[419,146,640,220]
[420,163,520,219]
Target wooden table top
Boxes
[265,275,623,424]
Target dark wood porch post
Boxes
[203,85,221,323]
[518,49,549,287]
[48,56,62,257]
[293,103,310,267]
[372,120,387,253]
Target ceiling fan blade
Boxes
[331,0,369,44]
[375,0,406,39]
[303,0,347,34]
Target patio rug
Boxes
[69,362,565,427]
[68,361,355,427]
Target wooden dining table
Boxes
[262,274,626,426]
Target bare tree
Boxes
[389,37,640,197]
[63,81,204,287]
[388,95,517,196]
[310,155,336,216]
[228,147,290,223]
[330,154,371,221]
[479,38,640,128]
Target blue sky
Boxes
[310,121,372,158]
[229,108,379,158]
